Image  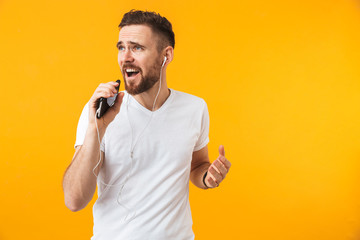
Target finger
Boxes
[90,89,113,111]
[107,81,120,93]
[206,177,218,188]
[96,82,119,93]
[219,157,231,170]
[213,159,228,178]
[218,145,225,157]
[97,90,114,99]
[98,82,115,92]
[100,82,119,95]
[94,86,116,99]
[101,81,120,88]
[108,81,120,87]
[208,165,222,183]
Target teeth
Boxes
[126,69,138,73]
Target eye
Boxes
[117,44,125,51]
[134,46,143,51]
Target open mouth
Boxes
[125,68,140,78]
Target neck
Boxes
[132,74,170,111]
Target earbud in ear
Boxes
[162,56,167,67]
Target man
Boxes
[63,10,231,239]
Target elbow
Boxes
[65,202,82,212]
[64,195,86,212]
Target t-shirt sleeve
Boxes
[74,102,89,149]
[74,102,106,151]
[193,100,210,151]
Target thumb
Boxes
[218,145,225,157]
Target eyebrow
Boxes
[116,41,145,49]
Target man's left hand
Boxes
[205,145,231,188]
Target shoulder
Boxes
[170,89,207,108]
[78,101,90,118]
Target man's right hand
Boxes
[88,81,125,134]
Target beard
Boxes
[122,61,161,95]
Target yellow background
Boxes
[1,0,360,239]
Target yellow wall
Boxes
[1,0,360,239]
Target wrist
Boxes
[87,122,106,141]
[202,171,209,189]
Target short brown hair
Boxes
[119,10,175,52]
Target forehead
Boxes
[118,25,155,45]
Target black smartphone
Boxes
[96,79,121,119]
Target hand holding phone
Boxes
[96,79,121,119]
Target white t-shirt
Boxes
[75,89,209,240]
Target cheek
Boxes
[117,53,121,65]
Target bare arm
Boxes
[62,81,124,212]
[190,145,231,189]
[190,146,211,189]
[62,126,104,212]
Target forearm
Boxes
[190,162,210,189]
[63,124,104,211]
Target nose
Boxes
[118,48,134,64]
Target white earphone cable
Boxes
[92,56,166,222]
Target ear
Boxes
[163,46,174,66]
